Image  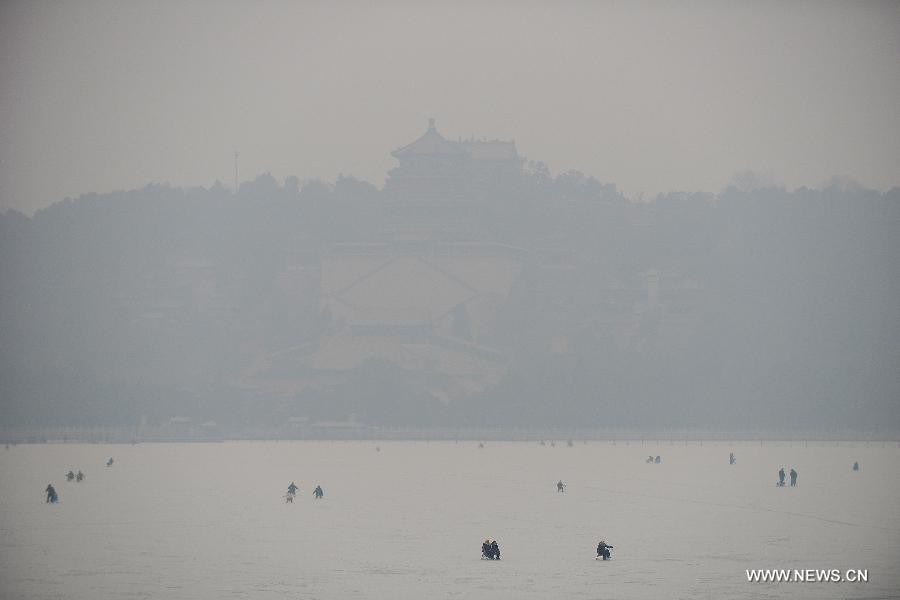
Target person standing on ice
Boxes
[597,540,613,560]
[313,485,324,499]
[557,480,565,493]
[286,482,299,501]
[778,467,786,486]
[790,468,798,487]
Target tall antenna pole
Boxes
[234,150,239,193]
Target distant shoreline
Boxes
[1,425,897,444]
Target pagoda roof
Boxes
[392,118,465,158]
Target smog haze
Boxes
[1,1,899,214]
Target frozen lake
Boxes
[1,440,898,599]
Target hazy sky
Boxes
[1,0,898,214]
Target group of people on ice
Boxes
[596,540,613,560]
[479,538,613,561]
[481,539,501,560]
[65,470,85,482]
[777,467,798,487]
[285,482,324,502]
[44,457,113,503]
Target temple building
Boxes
[384,118,523,240]
[234,120,528,408]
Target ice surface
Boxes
[1,440,898,599]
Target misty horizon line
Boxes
[3,423,897,444]
[7,167,895,219]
